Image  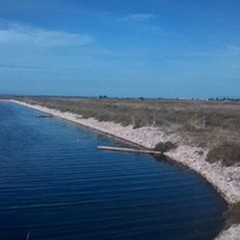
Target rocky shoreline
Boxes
[11,100,240,240]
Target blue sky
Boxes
[0,0,240,98]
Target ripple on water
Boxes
[0,102,226,240]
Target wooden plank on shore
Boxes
[97,146,162,155]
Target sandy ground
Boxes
[11,100,240,239]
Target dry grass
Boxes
[15,96,240,163]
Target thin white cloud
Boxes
[0,25,95,47]
[123,13,156,23]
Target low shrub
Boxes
[206,142,240,166]
[154,141,177,154]
[225,202,240,228]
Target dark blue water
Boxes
[0,102,226,240]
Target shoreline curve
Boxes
[10,100,240,240]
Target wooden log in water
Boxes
[97,146,162,155]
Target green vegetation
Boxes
[206,142,240,166]
[225,202,240,228]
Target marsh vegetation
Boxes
[17,97,240,160]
